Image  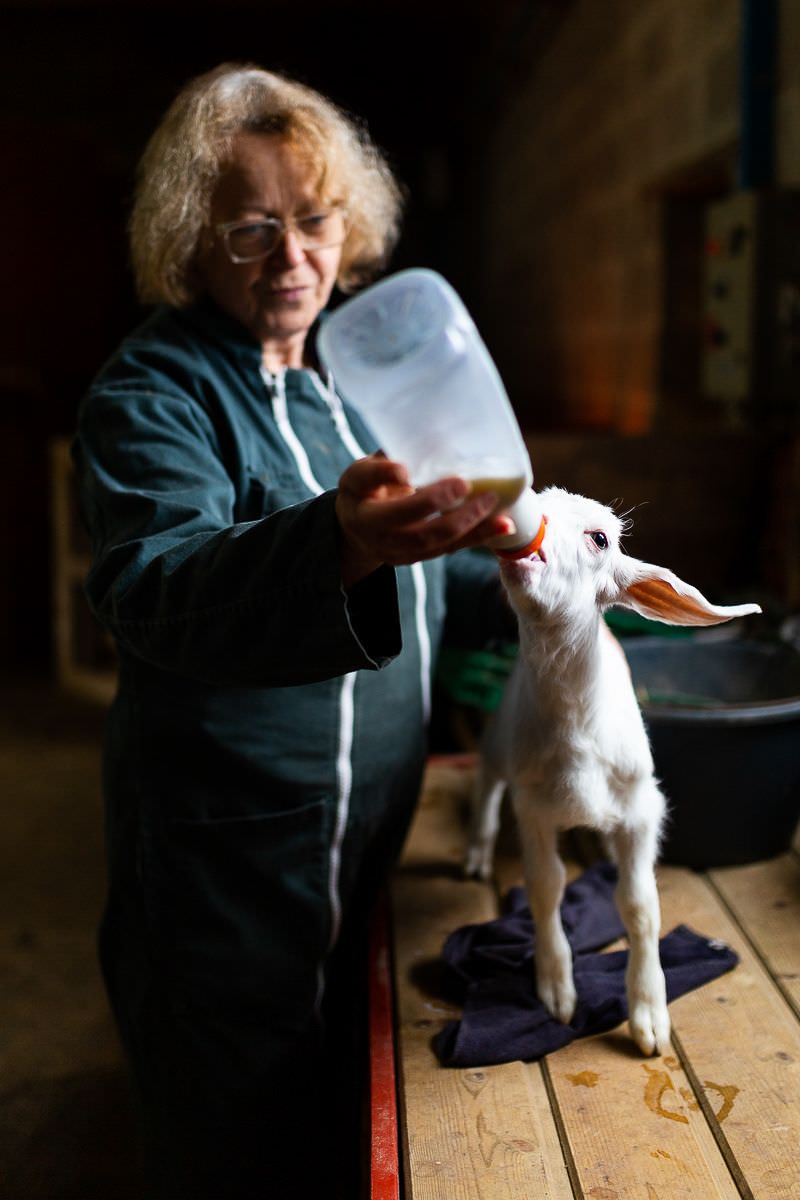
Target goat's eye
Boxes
[589,531,609,550]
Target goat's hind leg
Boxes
[610,795,670,1056]
[464,763,505,880]
[517,802,576,1024]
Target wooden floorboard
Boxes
[658,867,800,1200]
[392,874,576,1198]
[392,763,574,1198]
[708,855,800,1018]
[391,760,800,1200]
[544,1035,741,1200]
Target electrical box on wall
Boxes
[703,189,800,423]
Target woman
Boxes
[73,64,514,1198]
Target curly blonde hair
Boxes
[130,64,404,306]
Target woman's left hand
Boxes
[336,454,513,587]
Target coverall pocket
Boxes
[163,798,332,1024]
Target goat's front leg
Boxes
[465,765,505,880]
[610,803,670,1056]
[516,801,576,1023]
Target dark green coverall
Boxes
[73,299,512,1198]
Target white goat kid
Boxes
[466,487,760,1056]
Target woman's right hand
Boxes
[335,454,513,588]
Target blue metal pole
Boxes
[739,0,777,189]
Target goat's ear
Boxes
[612,560,762,627]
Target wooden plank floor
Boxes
[391,758,800,1200]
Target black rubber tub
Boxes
[621,637,800,868]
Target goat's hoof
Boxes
[537,976,577,1025]
[463,845,492,881]
[630,1002,671,1056]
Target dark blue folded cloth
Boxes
[433,863,738,1067]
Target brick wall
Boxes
[481,0,797,434]
[778,0,800,185]
[478,0,800,607]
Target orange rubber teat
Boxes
[494,515,548,561]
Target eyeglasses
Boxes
[215,208,348,263]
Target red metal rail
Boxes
[368,891,400,1200]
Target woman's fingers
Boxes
[335,454,514,583]
[339,456,478,524]
[355,492,510,563]
[338,455,411,498]
[400,492,499,551]
[341,454,512,526]
[357,477,477,530]
[416,505,513,557]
